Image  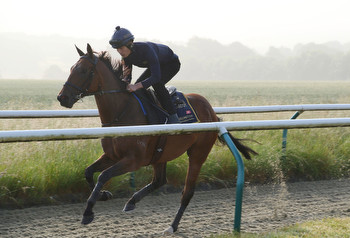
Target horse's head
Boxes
[57,44,101,108]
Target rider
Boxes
[109,26,180,124]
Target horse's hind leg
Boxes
[165,158,204,233]
[124,163,167,212]
[166,138,215,233]
[85,153,115,201]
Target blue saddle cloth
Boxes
[173,91,200,123]
[133,87,200,124]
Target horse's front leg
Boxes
[82,158,136,225]
[85,153,114,201]
[124,163,167,212]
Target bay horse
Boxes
[57,44,256,233]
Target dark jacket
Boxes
[123,42,179,88]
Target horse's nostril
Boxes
[57,95,66,102]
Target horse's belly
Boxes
[158,134,196,162]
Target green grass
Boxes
[212,217,350,238]
[1,79,350,207]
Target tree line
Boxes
[1,33,350,80]
[170,37,350,81]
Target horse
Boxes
[57,44,256,233]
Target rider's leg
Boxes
[152,83,179,124]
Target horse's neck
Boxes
[94,63,146,126]
[94,63,124,124]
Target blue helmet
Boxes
[109,26,134,49]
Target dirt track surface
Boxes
[1,179,350,237]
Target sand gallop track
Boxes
[1,179,350,237]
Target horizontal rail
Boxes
[0,109,99,118]
[214,104,350,114]
[1,118,350,143]
[1,104,350,118]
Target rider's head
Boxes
[109,26,134,49]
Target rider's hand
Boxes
[122,78,130,84]
[127,82,143,92]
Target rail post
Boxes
[219,127,244,232]
[281,111,304,159]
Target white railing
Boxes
[1,118,350,143]
[1,105,350,232]
[1,104,350,118]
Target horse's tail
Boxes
[216,116,258,160]
[222,132,258,160]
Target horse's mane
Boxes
[97,51,126,87]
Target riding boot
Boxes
[168,113,180,124]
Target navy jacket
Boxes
[123,42,178,88]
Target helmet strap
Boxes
[126,40,134,50]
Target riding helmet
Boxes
[109,26,134,49]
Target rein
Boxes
[64,55,127,100]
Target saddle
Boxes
[133,86,200,125]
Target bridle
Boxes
[64,54,127,100]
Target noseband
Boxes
[64,55,126,100]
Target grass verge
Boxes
[1,79,350,207]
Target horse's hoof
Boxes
[163,226,174,234]
[123,202,136,212]
[99,190,113,201]
[81,213,94,225]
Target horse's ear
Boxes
[87,43,94,58]
[75,45,85,56]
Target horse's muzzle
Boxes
[57,94,73,108]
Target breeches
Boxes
[136,58,180,114]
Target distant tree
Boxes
[266,46,293,59]
[42,65,67,80]
[289,43,344,80]
[226,42,258,60]
[339,52,350,80]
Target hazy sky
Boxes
[1,0,350,52]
